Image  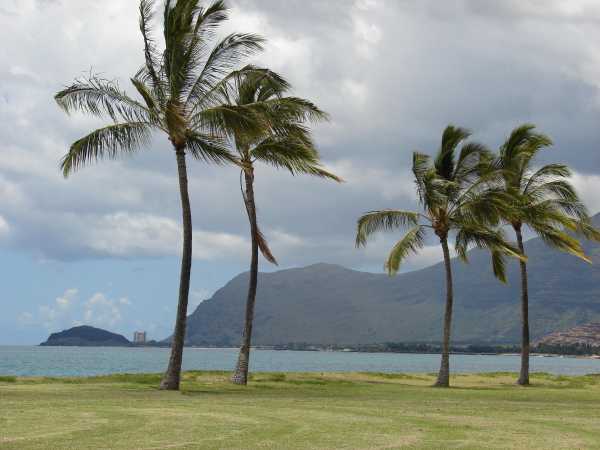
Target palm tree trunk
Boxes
[435,236,454,388]
[231,167,259,386]
[515,225,530,386]
[160,148,193,391]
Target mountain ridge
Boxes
[182,214,600,346]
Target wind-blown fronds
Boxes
[435,125,471,180]
[139,0,162,93]
[357,125,523,281]
[55,77,151,124]
[193,104,264,138]
[256,227,277,265]
[385,226,426,275]
[455,225,524,281]
[186,33,265,109]
[130,76,161,117]
[356,210,421,247]
[212,65,339,270]
[495,124,599,259]
[251,137,339,181]
[185,131,235,165]
[60,122,151,177]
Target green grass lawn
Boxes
[2,371,600,449]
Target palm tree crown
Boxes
[220,68,341,260]
[55,0,266,173]
[356,126,521,280]
[496,124,599,261]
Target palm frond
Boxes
[499,123,537,166]
[60,122,151,177]
[412,152,431,204]
[55,77,151,123]
[490,250,508,283]
[576,220,600,243]
[526,179,579,204]
[139,0,162,93]
[453,142,491,184]
[256,227,277,265]
[522,163,571,194]
[528,223,591,263]
[192,104,264,139]
[455,225,524,281]
[129,76,164,128]
[356,210,420,247]
[434,125,470,180]
[453,186,512,226]
[385,226,426,276]
[252,138,341,181]
[185,131,237,165]
[186,33,265,108]
[498,124,552,189]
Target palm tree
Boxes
[212,69,341,385]
[54,0,266,390]
[356,126,524,387]
[493,124,600,386]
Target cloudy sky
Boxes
[2,0,600,344]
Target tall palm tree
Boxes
[54,0,266,390]
[493,124,600,386]
[356,126,524,387]
[212,69,342,385]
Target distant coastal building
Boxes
[133,331,147,344]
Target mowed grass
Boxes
[2,371,600,449]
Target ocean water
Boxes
[1,346,600,377]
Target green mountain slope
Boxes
[184,216,600,345]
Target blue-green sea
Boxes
[1,346,599,377]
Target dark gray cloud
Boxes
[1,0,600,273]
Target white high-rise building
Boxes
[133,331,147,344]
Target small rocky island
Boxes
[40,325,132,347]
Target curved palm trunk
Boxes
[160,148,193,391]
[515,225,530,386]
[231,167,259,385]
[435,236,454,388]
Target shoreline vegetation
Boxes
[3,371,600,449]
[33,340,600,359]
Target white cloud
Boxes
[570,171,600,215]
[83,293,125,328]
[0,215,9,238]
[20,288,131,332]
[36,288,79,330]
[1,0,600,273]
[328,159,416,202]
[55,288,77,310]
[352,0,383,58]
[83,212,248,260]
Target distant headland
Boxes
[40,325,165,347]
